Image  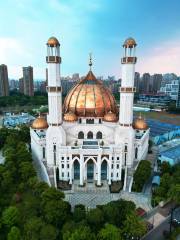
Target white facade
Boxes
[160,80,179,100]
[30,37,149,191]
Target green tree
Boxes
[64,225,96,240]
[7,226,21,240]
[43,199,71,227]
[123,212,146,238]
[97,224,123,240]
[86,208,104,232]
[40,224,58,240]
[2,206,20,228]
[161,161,172,175]
[24,217,45,240]
[73,204,86,222]
[132,160,151,192]
[168,184,180,204]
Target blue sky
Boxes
[0,0,180,79]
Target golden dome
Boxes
[123,37,137,48]
[133,116,148,130]
[103,111,117,122]
[32,116,48,129]
[47,37,60,46]
[64,111,78,122]
[63,70,118,118]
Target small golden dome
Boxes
[47,37,60,46]
[103,111,117,122]
[123,37,137,48]
[64,111,78,122]
[133,116,148,130]
[32,116,48,129]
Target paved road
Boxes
[142,216,170,240]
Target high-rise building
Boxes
[72,73,79,81]
[134,72,140,92]
[19,78,24,94]
[141,73,150,93]
[0,64,9,96]
[23,66,34,96]
[151,74,163,93]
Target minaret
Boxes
[119,37,137,126]
[46,37,62,124]
[115,37,137,169]
[46,37,66,184]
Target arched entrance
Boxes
[101,161,108,180]
[87,159,94,182]
[74,160,80,180]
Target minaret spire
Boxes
[89,52,92,70]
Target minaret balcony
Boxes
[121,57,137,64]
[46,56,61,63]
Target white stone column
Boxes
[80,154,83,186]
[119,157,122,180]
[69,164,72,184]
[123,166,127,191]
[108,163,111,185]
[64,156,68,181]
[97,155,101,186]
[53,166,57,188]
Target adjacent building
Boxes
[0,64,9,96]
[151,74,163,93]
[134,72,140,92]
[141,73,150,93]
[19,77,24,94]
[23,66,34,96]
[159,80,179,100]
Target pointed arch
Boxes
[78,131,84,139]
[87,131,93,139]
[96,131,102,139]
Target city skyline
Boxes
[1,0,180,79]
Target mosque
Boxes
[30,36,149,191]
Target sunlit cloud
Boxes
[137,38,180,75]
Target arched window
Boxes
[135,147,138,159]
[96,131,102,139]
[78,131,84,139]
[87,131,93,139]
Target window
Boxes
[54,152,56,165]
[99,119,102,124]
[112,157,114,160]
[62,172,64,177]
[62,164,64,168]
[117,157,119,160]
[53,145,56,151]
[68,172,69,177]
[78,131,84,139]
[117,173,118,177]
[125,145,127,152]
[96,131,102,139]
[86,119,94,124]
[117,164,119,169]
[42,147,45,158]
[62,157,64,160]
[87,131,93,139]
[67,164,69,168]
[111,164,113,169]
[79,118,82,123]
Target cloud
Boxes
[137,38,180,75]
